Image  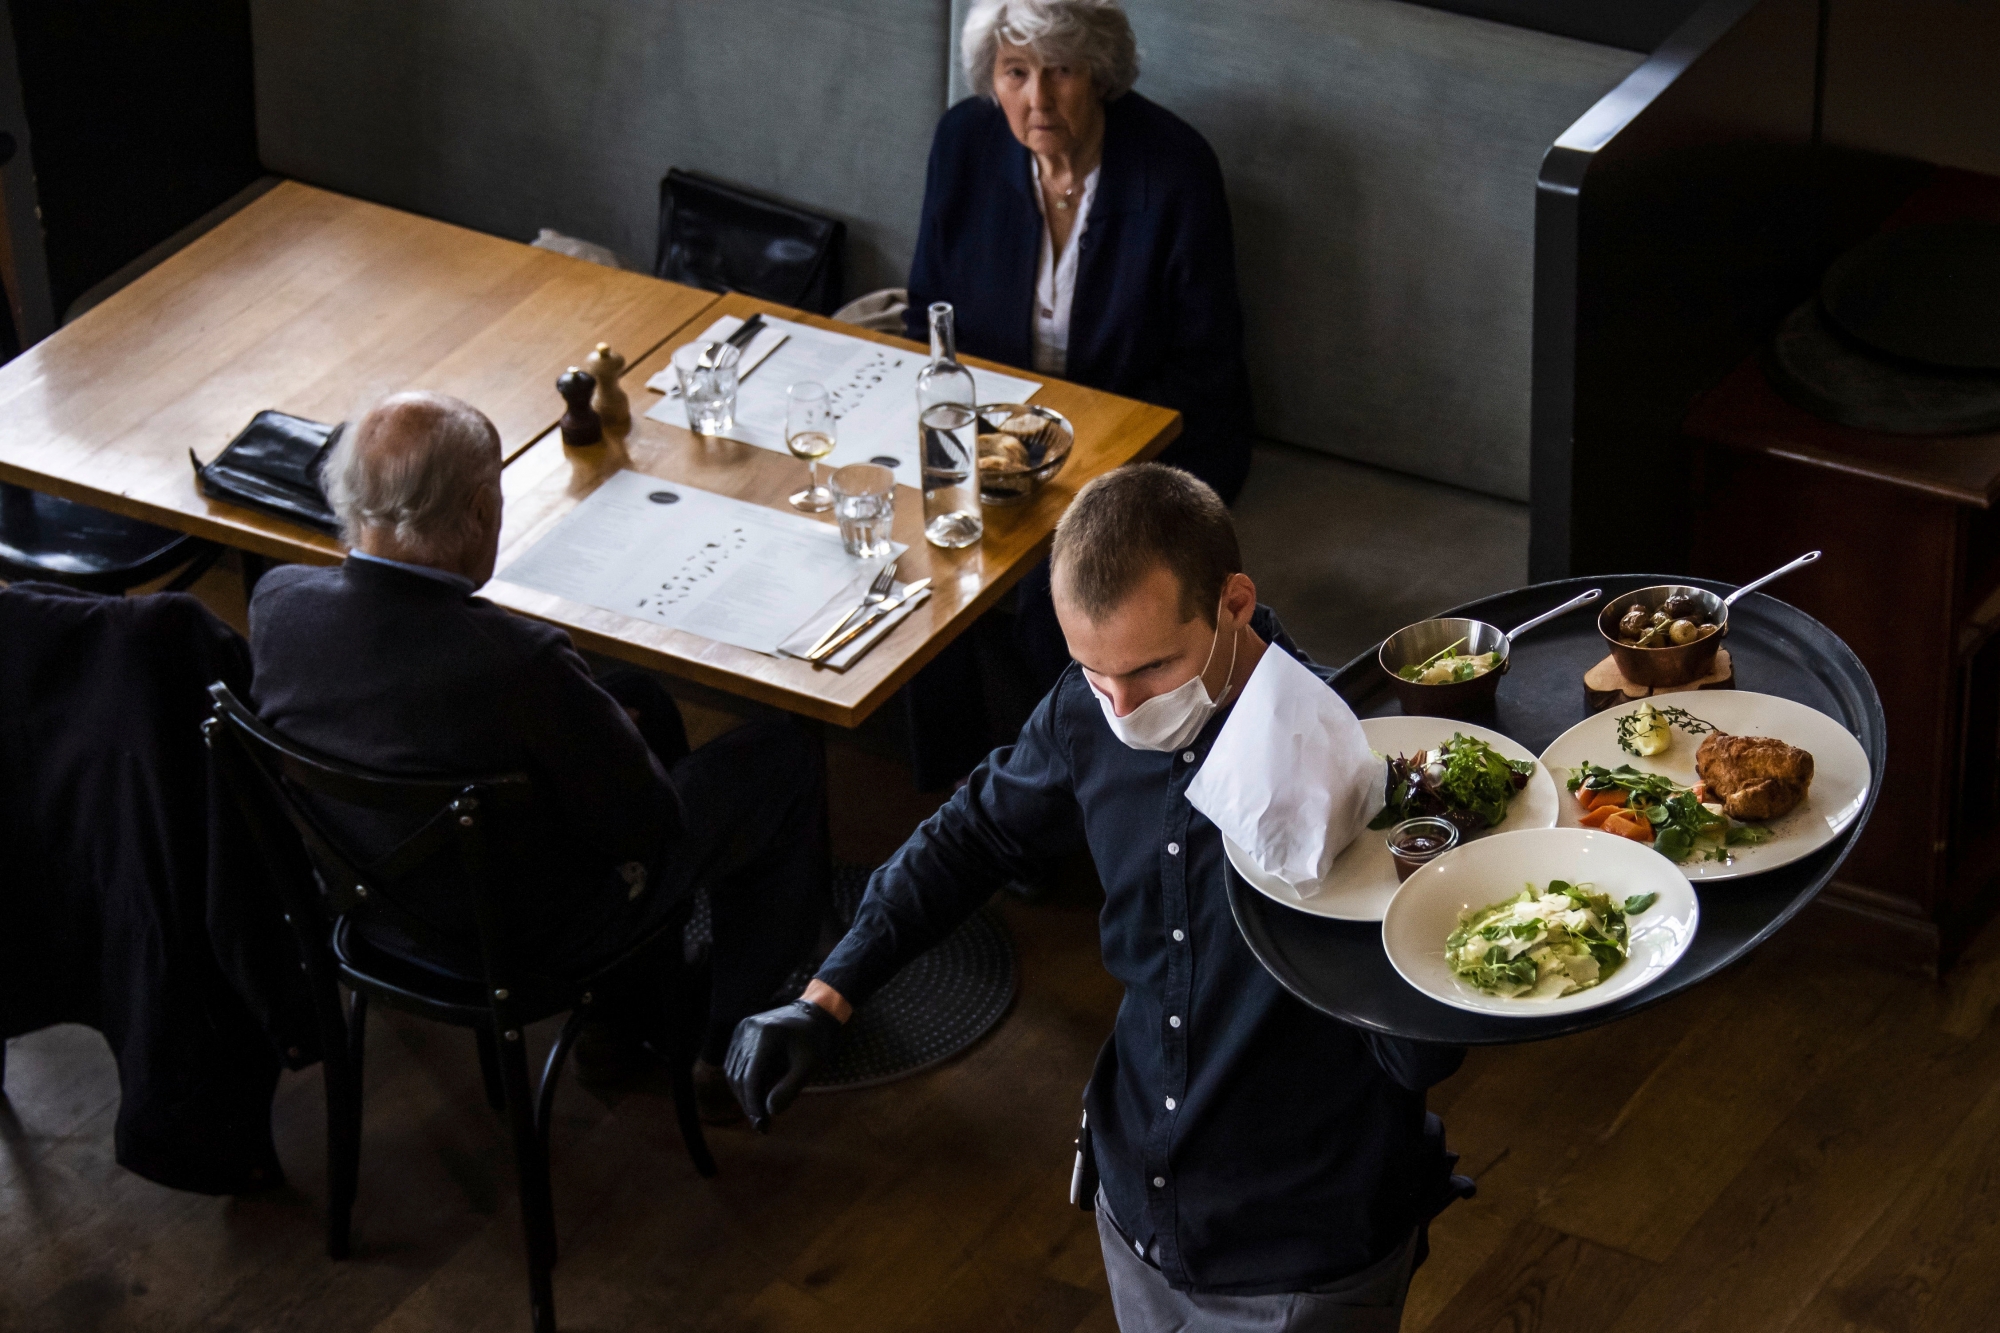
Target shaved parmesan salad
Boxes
[1445,881,1657,999]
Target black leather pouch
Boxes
[655,168,846,314]
[190,410,342,535]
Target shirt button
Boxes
[1169,1015,1181,1028]
[1153,1176,1166,1187]
[1182,750,1197,763]
[1135,1240,1145,1257]
[1172,929,1185,942]
[1165,1097,1177,1111]
[1167,842,1180,856]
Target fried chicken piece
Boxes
[1695,732,1815,821]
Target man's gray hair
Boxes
[323,391,502,563]
[962,0,1139,101]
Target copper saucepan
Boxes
[1378,588,1603,718]
[1597,551,1822,686]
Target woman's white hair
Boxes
[962,0,1139,101]
[323,391,501,563]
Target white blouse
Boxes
[1029,157,1101,377]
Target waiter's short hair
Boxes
[1052,464,1241,626]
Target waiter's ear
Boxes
[1217,572,1257,629]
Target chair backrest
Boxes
[203,681,535,991]
[654,168,846,314]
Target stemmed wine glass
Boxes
[786,381,836,512]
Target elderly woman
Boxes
[907,0,1254,502]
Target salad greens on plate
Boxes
[1446,881,1658,999]
[1369,733,1535,838]
[1567,762,1772,863]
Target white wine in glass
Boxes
[787,381,836,512]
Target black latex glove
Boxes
[725,998,844,1131]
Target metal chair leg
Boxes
[495,1019,559,1333]
[667,1058,717,1179]
[324,989,368,1260]
[536,1009,588,1156]
[656,957,717,1180]
[476,1027,507,1112]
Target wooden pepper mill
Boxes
[557,368,603,447]
[583,342,630,432]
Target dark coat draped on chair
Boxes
[0,582,314,1194]
[905,90,1255,503]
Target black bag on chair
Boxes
[654,168,846,314]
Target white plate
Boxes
[1538,690,1871,882]
[1382,827,1698,1017]
[1224,715,1559,922]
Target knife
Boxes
[810,578,933,665]
[724,313,765,351]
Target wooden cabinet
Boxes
[1685,239,2000,964]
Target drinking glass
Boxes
[830,463,896,558]
[786,381,836,512]
[671,340,741,436]
[918,401,982,549]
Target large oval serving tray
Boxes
[1226,575,1885,1046]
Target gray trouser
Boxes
[1095,1191,1416,1332]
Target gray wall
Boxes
[253,0,1639,500]
[251,0,946,295]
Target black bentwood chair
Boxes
[203,683,714,1333]
[0,482,223,592]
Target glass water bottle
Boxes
[916,302,982,549]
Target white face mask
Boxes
[1087,607,1241,753]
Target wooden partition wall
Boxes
[1529,0,1998,964]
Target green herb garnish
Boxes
[1397,637,1468,682]
[1615,706,1719,757]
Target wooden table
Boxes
[0,188,1183,728]
[0,181,716,563]
[491,292,1182,726]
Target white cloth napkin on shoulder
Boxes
[1188,645,1385,889]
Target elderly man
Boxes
[728,463,1469,1331]
[249,391,825,1118]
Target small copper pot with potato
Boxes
[1599,552,1821,686]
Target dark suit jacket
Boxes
[0,582,311,1194]
[248,558,682,963]
[905,92,1255,502]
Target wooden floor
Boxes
[7,562,2000,1331]
[11,811,2000,1333]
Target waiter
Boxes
[728,463,1470,1331]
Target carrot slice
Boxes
[1578,805,1618,829]
[1589,789,1629,811]
[1603,810,1655,842]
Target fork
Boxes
[804,560,897,660]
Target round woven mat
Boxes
[684,863,1017,1091]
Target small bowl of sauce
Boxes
[1388,817,1461,881]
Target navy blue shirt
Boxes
[905,92,1256,502]
[818,610,1466,1295]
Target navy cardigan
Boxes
[905,92,1255,502]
